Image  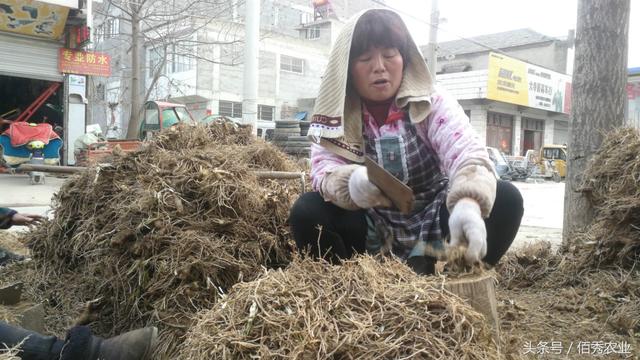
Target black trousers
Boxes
[289,180,524,273]
[0,321,64,360]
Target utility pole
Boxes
[425,0,439,77]
[563,0,630,243]
[242,0,260,135]
[86,0,93,49]
[85,0,94,127]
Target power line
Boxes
[370,0,560,66]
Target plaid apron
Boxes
[364,115,449,260]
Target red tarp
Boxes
[2,122,60,147]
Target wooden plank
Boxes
[17,164,85,174]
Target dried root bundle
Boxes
[180,255,499,360]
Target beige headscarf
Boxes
[308,8,435,163]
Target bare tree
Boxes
[93,0,245,138]
[563,0,630,242]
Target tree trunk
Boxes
[126,13,142,139]
[563,0,630,243]
[444,273,500,342]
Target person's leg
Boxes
[289,192,368,263]
[0,321,64,360]
[0,322,157,360]
[60,325,157,360]
[440,180,524,266]
[482,180,524,264]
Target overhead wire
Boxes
[370,0,568,65]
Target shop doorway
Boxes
[0,74,63,133]
[521,117,544,155]
[486,111,514,155]
[0,74,63,168]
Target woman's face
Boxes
[350,47,404,102]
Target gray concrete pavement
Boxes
[513,181,564,229]
[511,181,565,249]
[0,174,66,207]
[0,173,566,249]
[0,174,67,231]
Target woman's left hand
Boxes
[447,198,487,264]
[348,166,392,209]
[11,213,45,226]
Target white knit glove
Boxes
[448,198,487,264]
[348,166,392,209]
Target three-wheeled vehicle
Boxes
[138,101,195,140]
[539,144,567,182]
[75,101,196,166]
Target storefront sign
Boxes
[58,48,111,77]
[487,52,572,114]
[37,0,78,8]
[0,0,69,39]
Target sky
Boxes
[385,0,640,70]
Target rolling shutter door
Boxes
[0,32,63,82]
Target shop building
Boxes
[90,0,383,136]
[0,0,98,165]
[627,67,640,129]
[427,29,574,155]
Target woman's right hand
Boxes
[447,198,487,264]
[348,166,392,209]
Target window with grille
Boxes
[522,117,545,131]
[488,112,513,127]
[280,55,304,74]
[162,44,195,73]
[94,25,104,43]
[487,112,514,154]
[219,101,242,118]
[258,105,275,121]
[300,12,313,24]
[306,27,320,40]
[148,48,164,78]
[169,44,195,73]
[104,18,119,39]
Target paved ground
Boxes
[0,173,67,232]
[0,173,566,248]
[511,180,565,249]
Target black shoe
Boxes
[62,326,158,360]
